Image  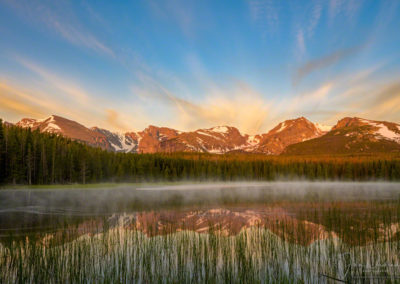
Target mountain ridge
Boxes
[284,117,400,155]
[12,114,400,155]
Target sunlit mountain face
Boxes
[1,1,399,132]
[13,114,400,154]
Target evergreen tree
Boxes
[0,122,399,185]
[0,119,4,184]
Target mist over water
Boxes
[0,182,399,214]
[0,181,398,234]
[1,182,400,283]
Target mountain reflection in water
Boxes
[0,182,399,247]
[1,183,400,283]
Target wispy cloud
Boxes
[293,0,323,59]
[0,56,138,131]
[0,78,139,132]
[329,0,364,23]
[105,109,133,131]
[3,62,399,135]
[329,0,344,21]
[0,82,70,121]
[302,68,400,125]
[131,74,271,134]
[147,0,196,38]
[307,0,323,37]
[129,52,399,133]
[15,57,91,103]
[4,0,114,57]
[296,29,306,58]
[293,44,366,86]
[248,0,279,37]
[0,83,48,119]
[50,19,114,57]
[363,82,400,120]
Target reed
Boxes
[1,200,399,283]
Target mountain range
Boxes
[14,115,400,155]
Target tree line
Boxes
[0,120,399,185]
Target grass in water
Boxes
[1,198,400,283]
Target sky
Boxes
[0,0,399,134]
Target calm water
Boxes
[1,182,400,283]
[0,182,399,239]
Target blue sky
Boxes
[0,0,399,134]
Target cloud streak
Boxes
[307,0,322,37]
[2,66,400,135]
[0,56,136,131]
[249,0,280,37]
[4,0,114,57]
[132,75,271,134]
[329,0,364,23]
[293,44,365,86]
[147,0,197,39]
[15,57,92,102]
[0,82,65,121]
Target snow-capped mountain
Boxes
[284,117,400,155]
[332,117,400,143]
[91,127,139,153]
[160,125,250,153]
[14,115,399,155]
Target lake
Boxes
[0,182,399,283]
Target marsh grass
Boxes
[1,185,400,283]
[1,205,400,283]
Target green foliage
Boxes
[1,122,400,185]
[0,119,4,184]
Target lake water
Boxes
[1,182,399,283]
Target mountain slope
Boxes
[16,115,399,155]
[160,126,251,153]
[254,117,330,154]
[284,117,400,155]
[91,127,139,152]
[134,125,180,153]
[12,115,335,154]
[17,115,112,150]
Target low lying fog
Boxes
[0,182,399,215]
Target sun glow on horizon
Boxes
[0,1,399,134]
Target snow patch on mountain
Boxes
[17,118,36,128]
[209,126,229,134]
[109,133,138,152]
[275,122,287,133]
[315,123,332,132]
[246,135,260,146]
[17,116,62,133]
[360,119,400,143]
[182,141,198,151]
[208,148,225,154]
[43,122,61,133]
[196,130,222,140]
[376,125,400,141]
[18,114,399,155]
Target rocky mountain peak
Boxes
[332,117,365,130]
[15,115,399,155]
